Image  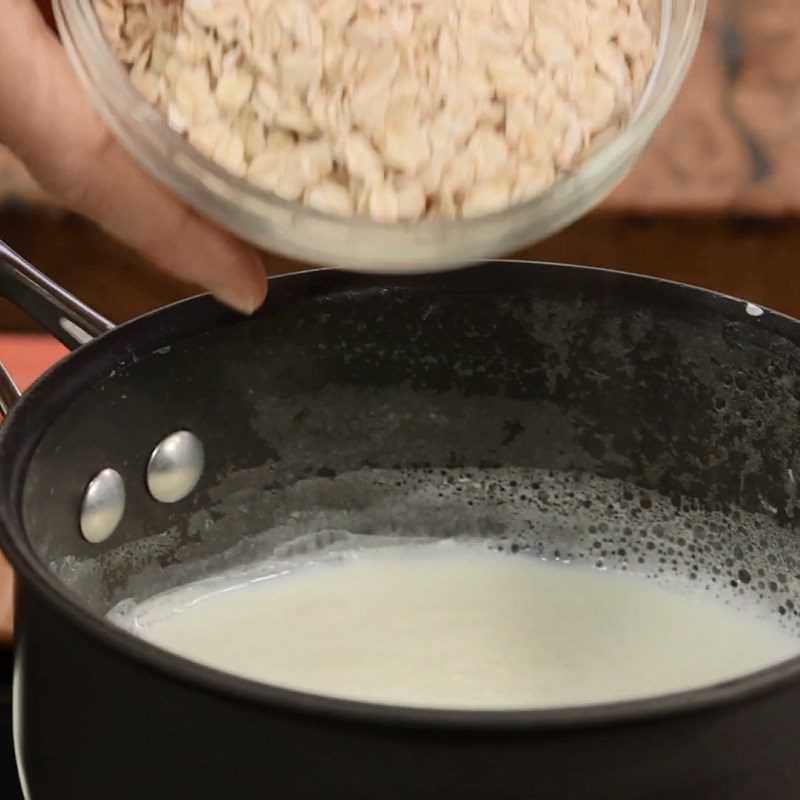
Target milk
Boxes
[114,542,800,709]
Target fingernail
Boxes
[212,284,264,315]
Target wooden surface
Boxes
[1,0,800,328]
[608,0,800,214]
[1,335,66,392]
[2,208,799,323]
[4,0,799,213]
[0,335,64,647]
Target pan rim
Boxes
[3,259,800,732]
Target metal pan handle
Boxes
[0,238,114,414]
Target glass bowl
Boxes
[53,0,706,272]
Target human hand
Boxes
[0,0,268,314]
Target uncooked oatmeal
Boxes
[95,0,657,221]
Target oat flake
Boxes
[96,0,657,221]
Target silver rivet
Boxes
[80,469,125,543]
[147,431,204,503]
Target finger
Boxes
[32,0,55,30]
[0,1,267,313]
[60,132,268,314]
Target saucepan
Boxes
[2,238,800,799]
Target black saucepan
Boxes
[1,239,800,799]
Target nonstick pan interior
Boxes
[15,263,800,647]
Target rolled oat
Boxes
[96,0,657,221]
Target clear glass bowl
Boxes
[54,0,706,272]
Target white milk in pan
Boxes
[111,542,800,710]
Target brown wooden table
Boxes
[2,0,800,323]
